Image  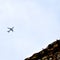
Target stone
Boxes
[25,40,60,60]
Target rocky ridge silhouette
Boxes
[25,40,60,60]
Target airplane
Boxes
[7,27,14,32]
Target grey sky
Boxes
[0,0,60,60]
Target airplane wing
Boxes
[12,27,14,29]
[7,30,10,32]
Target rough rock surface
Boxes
[25,40,60,60]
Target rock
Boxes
[25,40,60,60]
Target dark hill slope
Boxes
[25,40,60,60]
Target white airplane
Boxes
[7,27,14,32]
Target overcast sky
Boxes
[0,0,60,60]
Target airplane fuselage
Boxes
[7,27,14,32]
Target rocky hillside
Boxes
[25,40,60,60]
